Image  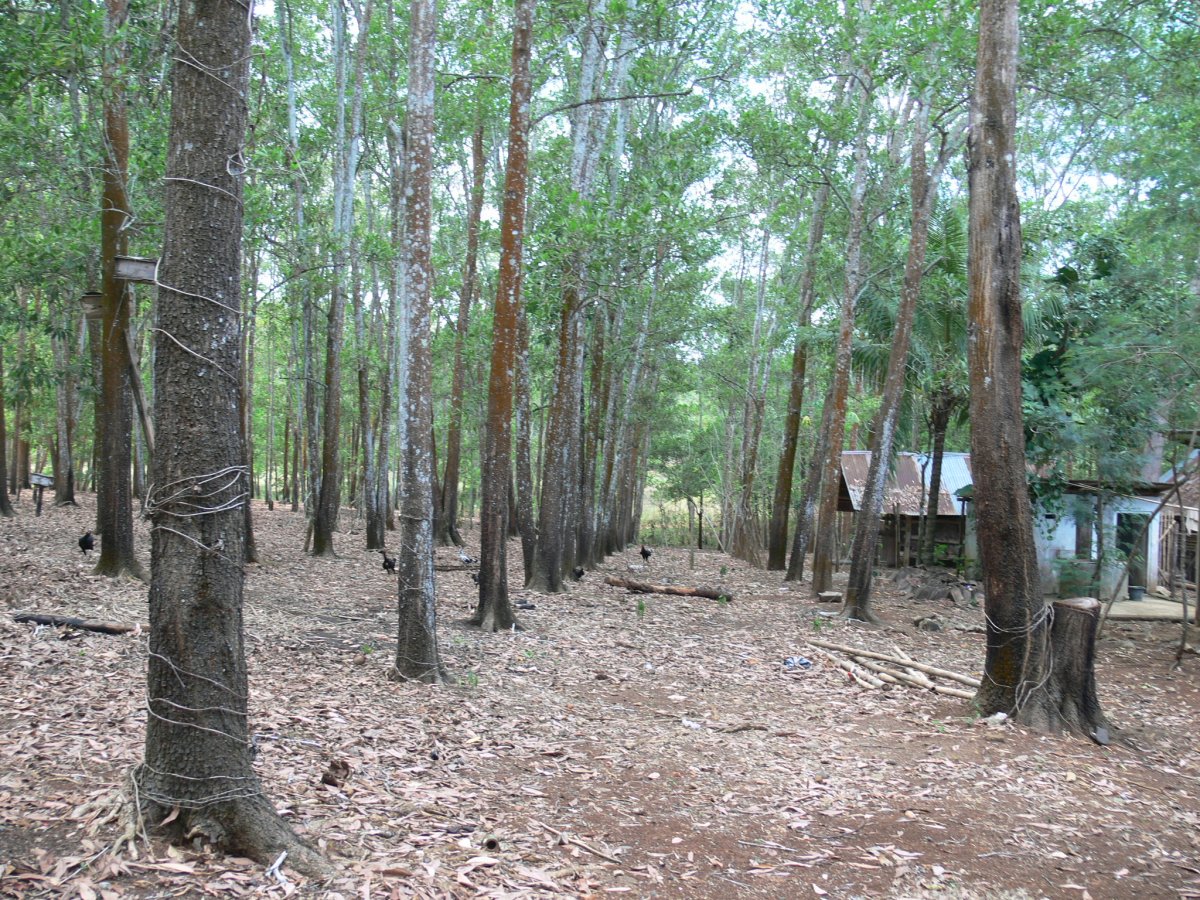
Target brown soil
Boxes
[2,494,1198,899]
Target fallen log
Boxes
[13,613,137,635]
[603,576,733,602]
[806,638,981,688]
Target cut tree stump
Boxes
[1048,597,1111,742]
[13,613,137,635]
[603,577,733,602]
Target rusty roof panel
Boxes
[840,451,969,517]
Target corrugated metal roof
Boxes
[841,450,970,517]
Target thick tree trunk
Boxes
[137,0,326,874]
[394,0,447,681]
[95,0,144,581]
[968,0,1105,737]
[440,120,484,547]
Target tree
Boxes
[439,119,485,548]
[844,94,962,621]
[94,0,144,580]
[394,0,448,682]
[477,0,535,631]
[136,0,327,873]
[312,0,372,557]
[0,344,12,517]
[968,0,1108,736]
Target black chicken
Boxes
[78,531,94,555]
[640,544,652,564]
[471,572,480,585]
[571,566,585,580]
[378,549,397,574]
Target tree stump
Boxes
[1043,597,1111,742]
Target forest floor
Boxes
[2,494,1199,900]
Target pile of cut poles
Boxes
[805,638,980,699]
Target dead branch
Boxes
[812,648,885,689]
[806,638,981,687]
[13,613,137,635]
[852,657,976,699]
[603,576,733,602]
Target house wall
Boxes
[965,495,1162,598]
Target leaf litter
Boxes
[2,495,1199,898]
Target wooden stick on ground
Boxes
[812,648,885,689]
[806,638,981,687]
[13,613,137,635]
[603,576,733,602]
[852,657,976,699]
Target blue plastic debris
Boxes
[784,656,812,670]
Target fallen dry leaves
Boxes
[2,494,1199,899]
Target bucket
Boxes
[1127,585,1146,602]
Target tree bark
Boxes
[478,0,534,629]
[767,183,832,569]
[968,0,1106,738]
[919,390,954,565]
[0,345,12,517]
[785,384,835,582]
[844,100,957,620]
[394,0,448,681]
[440,119,485,547]
[95,0,144,580]
[514,297,537,581]
[53,320,78,506]
[810,70,873,596]
[137,0,327,874]
[311,0,372,556]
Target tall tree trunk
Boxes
[919,391,954,566]
[440,120,485,546]
[312,0,372,556]
[478,0,534,627]
[844,95,957,620]
[968,0,1107,737]
[95,0,144,580]
[731,225,776,565]
[394,0,447,681]
[785,383,835,581]
[767,182,832,569]
[528,0,615,591]
[137,0,327,873]
[514,296,536,580]
[810,72,873,595]
[0,345,11,517]
[53,321,78,505]
[242,255,259,563]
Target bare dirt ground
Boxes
[2,494,1198,900]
